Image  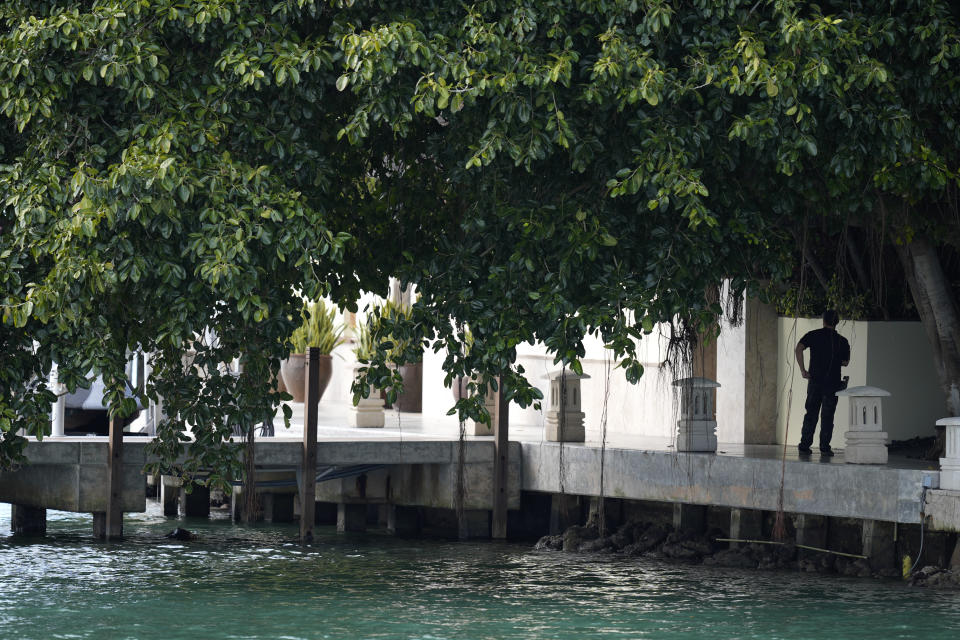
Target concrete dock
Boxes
[2,403,956,535]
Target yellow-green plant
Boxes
[353,318,377,362]
[379,299,418,362]
[288,299,345,354]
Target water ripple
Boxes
[1,502,959,639]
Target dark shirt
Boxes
[799,328,850,388]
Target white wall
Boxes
[423,331,678,440]
[716,310,746,444]
[323,319,681,441]
[320,301,947,448]
[776,318,943,447]
[865,322,946,441]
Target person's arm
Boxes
[795,341,809,379]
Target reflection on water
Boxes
[1,502,958,640]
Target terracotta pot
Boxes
[271,368,288,395]
[280,353,333,403]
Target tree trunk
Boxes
[894,234,960,421]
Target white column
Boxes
[938,417,960,490]
[49,363,65,437]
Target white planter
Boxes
[348,365,385,428]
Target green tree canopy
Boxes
[3,0,959,482]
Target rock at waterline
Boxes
[909,566,960,589]
[533,535,563,551]
[562,525,599,552]
[165,528,198,541]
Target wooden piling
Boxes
[105,416,123,539]
[300,347,320,543]
[492,385,509,539]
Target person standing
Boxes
[794,309,850,456]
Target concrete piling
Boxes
[337,503,366,533]
[11,504,46,536]
[673,504,707,533]
[794,514,828,565]
[161,476,181,517]
[729,508,764,547]
[387,505,422,536]
[861,520,897,573]
[261,493,295,523]
[458,509,491,539]
[549,494,580,535]
[180,485,210,518]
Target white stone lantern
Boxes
[836,385,890,464]
[348,365,385,428]
[937,416,960,490]
[544,369,590,442]
[673,377,720,452]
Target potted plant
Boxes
[353,317,377,365]
[380,299,423,412]
[280,299,345,403]
[348,317,386,427]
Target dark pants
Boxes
[800,380,839,450]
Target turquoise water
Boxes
[1,502,958,640]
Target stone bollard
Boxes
[836,386,890,464]
[937,416,960,490]
[673,377,720,452]
[544,369,590,443]
[348,365,385,428]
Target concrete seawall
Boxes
[520,443,937,525]
[3,436,959,537]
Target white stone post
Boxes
[141,357,159,437]
[837,385,890,464]
[49,363,65,437]
[348,365,385,428]
[544,369,590,442]
[673,377,720,452]
[937,416,960,490]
